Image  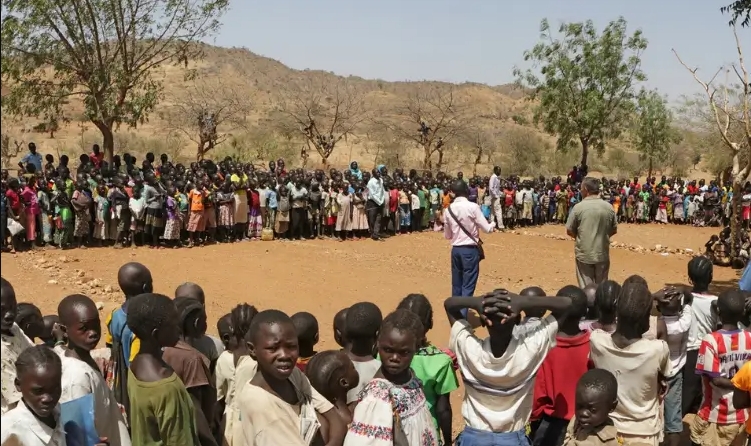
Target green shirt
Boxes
[566,195,617,264]
[417,189,427,208]
[128,371,200,446]
[409,345,459,428]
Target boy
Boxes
[690,289,751,446]
[731,361,751,444]
[684,256,718,416]
[291,312,319,372]
[563,369,621,446]
[0,277,35,415]
[532,285,592,446]
[589,280,671,445]
[127,292,200,445]
[445,289,572,443]
[174,282,224,372]
[333,307,348,349]
[233,309,346,446]
[187,182,206,247]
[344,302,382,407]
[57,293,131,446]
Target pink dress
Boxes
[20,186,39,241]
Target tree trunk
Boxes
[436,149,445,173]
[93,120,115,164]
[422,144,432,171]
[580,138,590,167]
[730,179,743,262]
[647,158,653,182]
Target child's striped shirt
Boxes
[695,329,751,425]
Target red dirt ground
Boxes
[0,223,743,434]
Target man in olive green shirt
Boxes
[566,177,618,288]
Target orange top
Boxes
[188,189,204,212]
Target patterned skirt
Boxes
[74,208,90,238]
[163,216,181,240]
[144,207,164,231]
[219,203,234,227]
[248,207,263,238]
[93,221,108,240]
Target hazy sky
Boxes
[213,0,748,102]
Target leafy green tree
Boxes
[633,90,681,179]
[515,17,648,167]
[722,0,750,26]
[1,0,228,161]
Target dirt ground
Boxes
[0,223,743,435]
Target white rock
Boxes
[48,279,58,285]
[95,301,104,310]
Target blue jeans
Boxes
[451,245,481,318]
[456,427,531,446]
[664,370,684,433]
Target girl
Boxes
[352,184,369,239]
[289,179,308,241]
[345,309,438,446]
[398,185,411,234]
[223,304,259,446]
[274,185,291,238]
[129,187,146,246]
[37,182,53,246]
[336,185,353,240]
[1,278,36,415]
[93,184,110,245]
[324,183,339,238]
[51,180,73,249]
[71,180,92,248]
[5,178,25,252]
[14,303,44,344]
[142,175,165,248]
[162,185,182,248]
[108,179,131,248]
[20,180,39,248]
[216,182,235,242]
[625,194,635,224]
[306,350,360,424]
[248,180,263,241]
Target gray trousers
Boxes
[575,259,610,288]
[490,197,504,229]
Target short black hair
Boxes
[126,293,176,340]
[717,289,745,324]
[306,350,350,401]
[248,309,292,342]
[16,345,61,378]
[217,313,233,337]
[231,303,259,341]
[622,274,648,288]
[595,280,621,325]
[57,294,96,325]
[16,303,42,326]
[345,302,383,340]
[520,286,546,297]
[616,282,652,328]
[291,312,319,344]
[380,309,425,347]
[397,294,433,332]
[577,368,618,402]
[117,262,152,298]
[173,296,204,331]
[333,308,348,333]
[688,256,713,290]
[174,282,205,305]
[557,285,588,320]
[1,277,16,304]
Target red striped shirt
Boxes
[696,330,751,424]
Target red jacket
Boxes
[532,331,592,421]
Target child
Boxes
[345,309,438,445]
[57,293,131,446]
[445,289,571,443]
[216,182,235,242]
[232,309,346,446]
[588,280,671,445]
[399,186,411,233]
[247,180,263,240]
[163,296,217,446]
[37,183,53,246]
[397,294,459,446]
[578,284,599,329]
[162,185,182,247]
[654,288,692,446]
[1,277,36,414]
[344,302,383,407]
[730,361,751,443]
[291,312,319,372]
[0,346,69,445]
[531,285,591,446]
[14,302,44,342]
[223,303,259,445]
[71,180,92,248]
[562,369,621,446]
[40,314,63,347]
[333,307,348,349]
[20,181,39,247]
[214,313,234,431]
[517,286,548,328]
[336,186,353,240]
[684,256,717,416]
[187,183,206,247]
[410,186,421,233]
[126,292,200,445]
[306,350,359,424]
[51,179,73,249]
[275,186,291,238]
[690,289,750,446]
[128,187,145,246]
[93,184,110,245]
[173,284,224,372]
[580,281,620,334]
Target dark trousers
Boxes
[365,199,382,239]
[530,415,568,446]
[412,208,423,232]
[683,349,702,416]
[290,208,307,240]
[451,245,480,297]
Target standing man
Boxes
[566,177,618,288]
[488,165,504,230]
[18,142,42,172]
[444,180,494,298]
[366,168,385,241]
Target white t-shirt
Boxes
[1,323,35,415]
[589,330,671,436]
[346,358,381,404]
[0,401,66,446]
[659,304,692,377]
[687,292,718,351]
[449,316,558,432]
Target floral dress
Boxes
[162,196,181,240]
[345,375,438,446]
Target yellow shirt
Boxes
[104,311,140,364]
[731,361,751,434]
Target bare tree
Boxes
[674,23,751,262]
[364,122,405,169]
[163,77,252,161]
[0,135,23,169]
[382,85,470,172]
[459,128,498,176]
[275,76,368,167]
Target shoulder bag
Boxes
[447,205,485,261]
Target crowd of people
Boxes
[2,143,750,254]
[1,256,750,446]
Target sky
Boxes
[213,0,747,103]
